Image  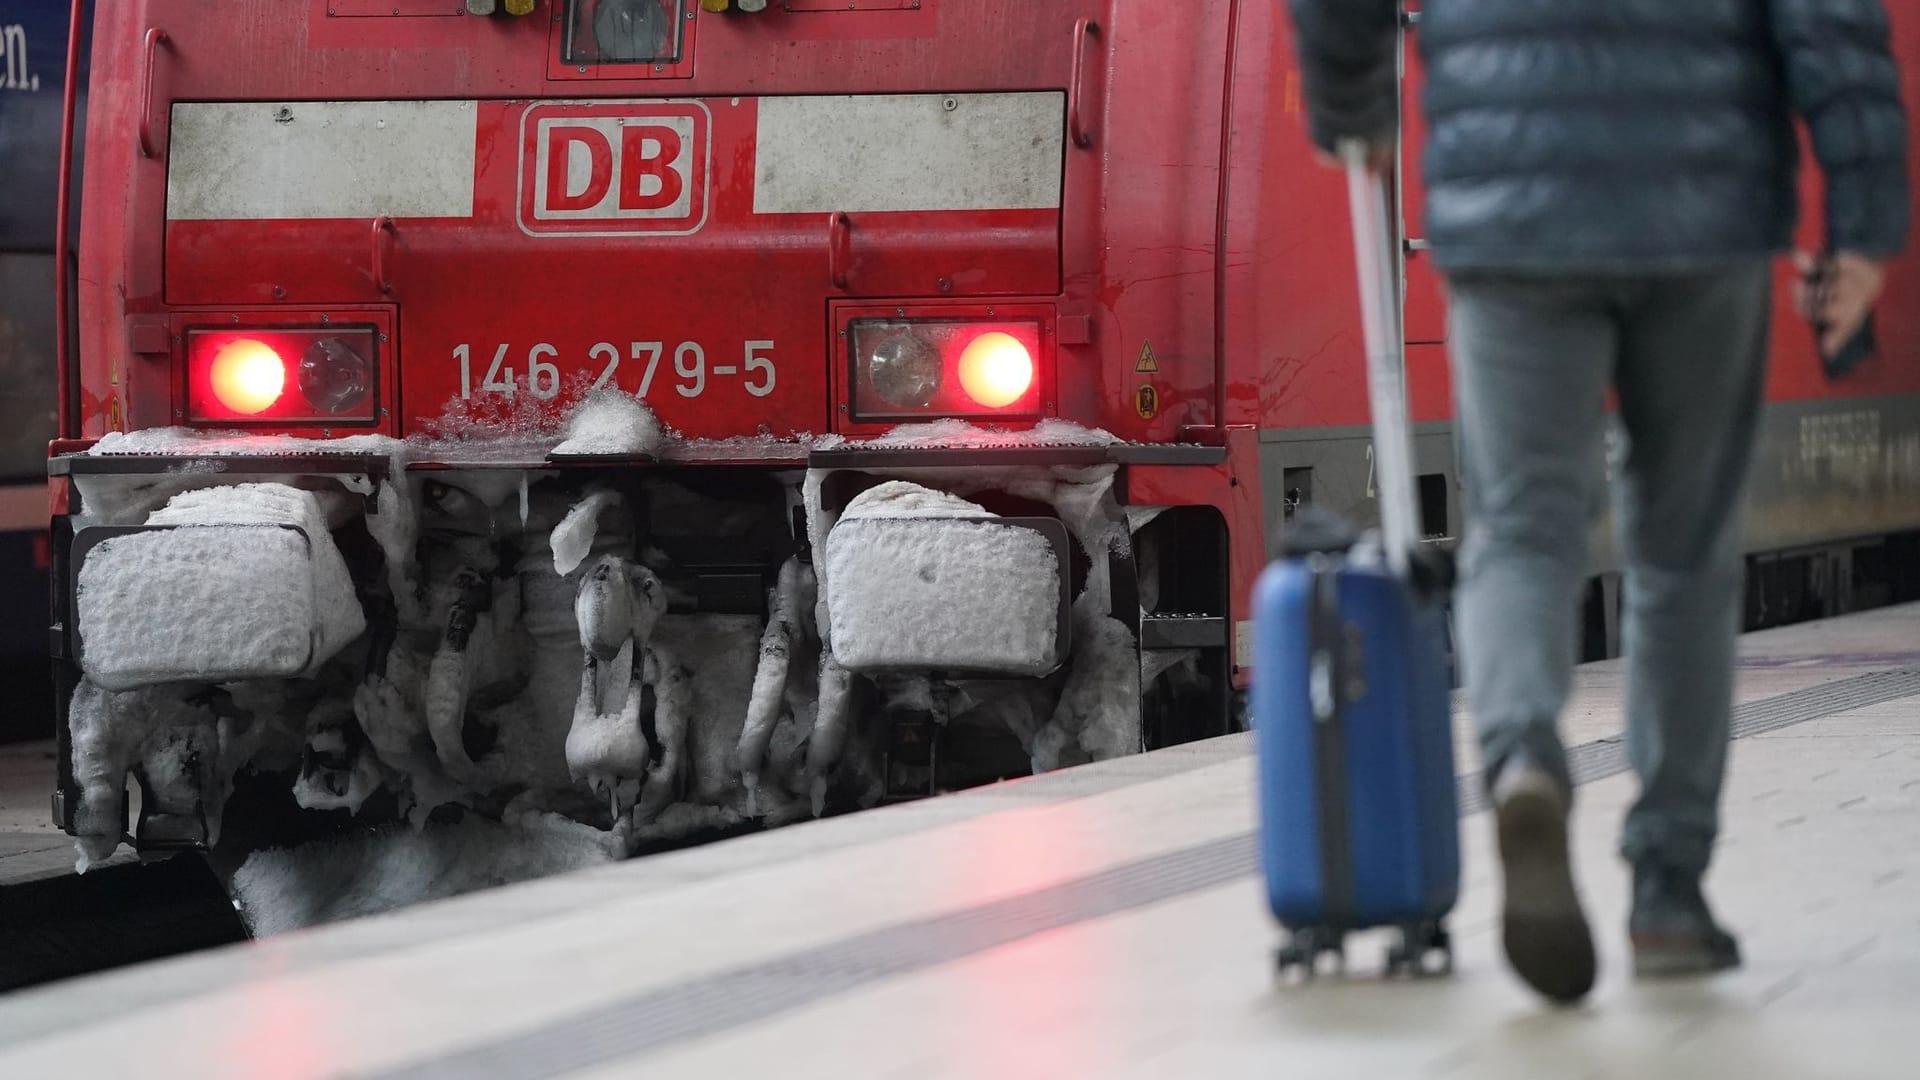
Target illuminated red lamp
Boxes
[185,326,380,425]
[956,332,1035,409]
[848,318,1044,422]
[207,339,288,415]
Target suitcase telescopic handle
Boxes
[1339,139,1421,584]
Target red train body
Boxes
[45,1,1920,855]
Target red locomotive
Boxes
[45,1,1920,864]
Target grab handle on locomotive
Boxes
[371,216,397,296]
[1069,18,1101,148]
[138,28,170,159]
[827,211,852,290]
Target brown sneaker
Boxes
[1493,760,1597,1004]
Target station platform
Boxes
[0,741,78,886]
[0,604,1916,1079]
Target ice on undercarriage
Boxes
[1031,596,1143,771]
[551,489,623,577]
[84,427,405,458]
[227,808,622,936]
[66,679,284,873]
[57,413,1163,921]
[738,558,817,815]
[859,418,1121,448]
[642,614,765,815]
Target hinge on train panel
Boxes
[126,317,172,357]
[1177,423,1231,448]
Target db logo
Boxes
[518,101,710,236]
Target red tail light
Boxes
[207,339,287,416]
[846,317,1046,423]
[956,332,1035,409]
[186,326,380,425]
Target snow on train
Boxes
[41,1,1920,876]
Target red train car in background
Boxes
[43,1,1920,863]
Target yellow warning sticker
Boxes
[1136,340,1159,374]
[1135,384,1160,420]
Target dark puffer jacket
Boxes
[1288,0,1911,272]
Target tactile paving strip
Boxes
[1456,668,1920,815]
[361,668,1920,1080]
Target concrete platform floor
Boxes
[1,741,146,886]
[0,740,81,886]
[0,603,1915,1079]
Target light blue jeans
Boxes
[1447,264,1772,876]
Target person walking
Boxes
[1286,0,1910,1004]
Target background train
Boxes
[0,0,88,744]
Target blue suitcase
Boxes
[1253,526,1459,976]
[1251,146,1460,978]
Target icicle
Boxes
[69,681,226,871]
[737,558,803,801]
[425,569,494,786]
[518,474,530,529]
[354,670,426,767]
[804,651,854,816]
[367,480,423,624]
[634,648,690,825]
[552,490,621,577]
[565,645,650,821]
[68,680,134,871]
[425,642,478,780]
[1048,595,1142,766]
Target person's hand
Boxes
[1794,250,1886,358]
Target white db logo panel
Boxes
[517,102,710,236]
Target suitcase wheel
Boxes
[1275,927,1347,980]
[1385,920,1453,979]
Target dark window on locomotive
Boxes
[1282,467,1313,522]
[563,0,687,65]
[1419,472,1449,539]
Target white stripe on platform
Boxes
[752,92,1065,215]
[166,101,478,221]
